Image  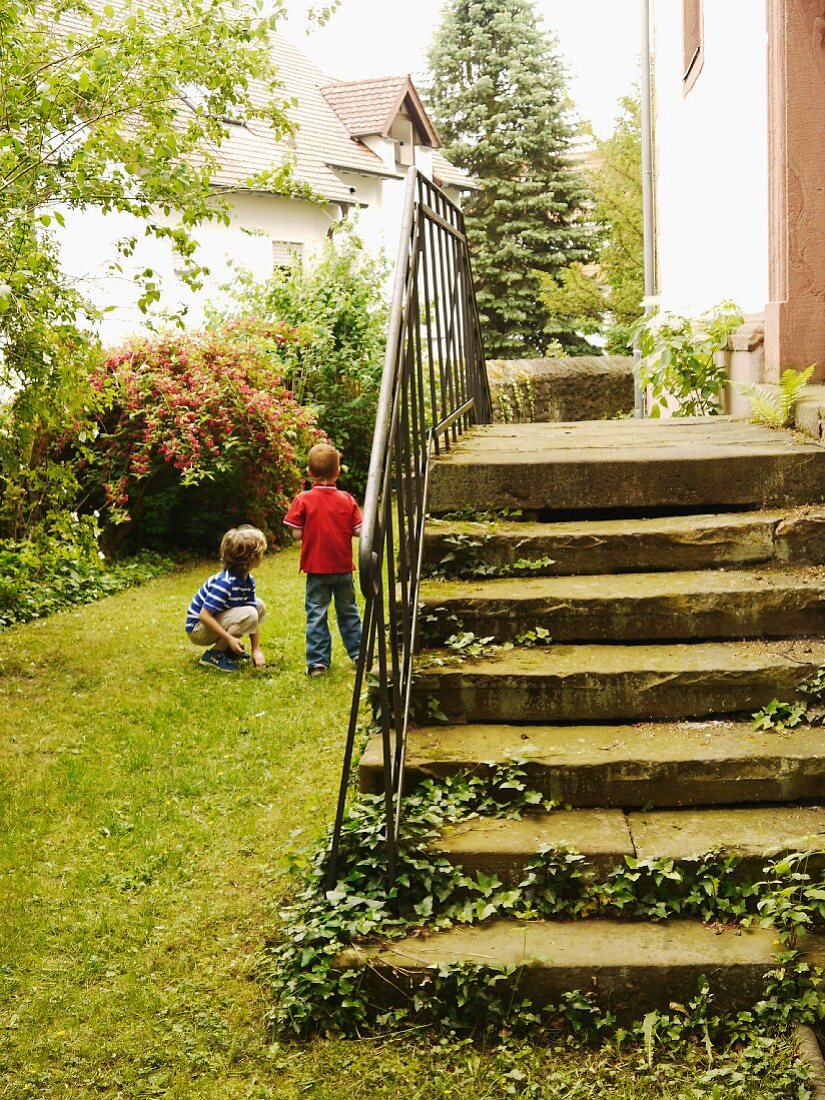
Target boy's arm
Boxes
[287,525,303,541]
[248,628,265,667]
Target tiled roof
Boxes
[321,76,409,138]
[54,5,469,202]
[203,34,397,202]
[321,75,441,148]
[431,150,479,192]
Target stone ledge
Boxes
[795,385,825,441]
[486,355,634,423]
[338,919,796,1020]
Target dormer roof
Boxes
[321,76,441,148]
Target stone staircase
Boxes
[356,418,825,1019]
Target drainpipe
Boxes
[636,0,656,417]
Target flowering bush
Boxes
[211,222,388,499]
[86,325,320,551]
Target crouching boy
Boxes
[185,525,267,671]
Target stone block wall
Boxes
[486,356,635,423]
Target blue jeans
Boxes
[305,573,362,669]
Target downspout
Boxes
[637,0,656,417]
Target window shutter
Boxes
[272,240,303,268]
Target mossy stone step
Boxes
[423,509,825,576]
[436,810,633,882]
[359,721,825,806]
[419,567,825,644]
[431,806,825,884]
[629,805,825,876]
[338,920,825,1022]
[428,420,825,514]
[415,640,825,724]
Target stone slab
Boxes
[428,420,825,514]
[796,390,825,442]
[415,640,825,724]
[359,722,825,806]
[422,512,786,576]
[486,356,634,423]
[776,510,825,565]
[339,919,795,1021]
[435,810,633,882]
[795,1026,825,1100]
[629,806,825,875]
[419,567,825,643]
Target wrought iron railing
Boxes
[327,166,492,886]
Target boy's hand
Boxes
[251,647,266,669]
[227,636,246,656]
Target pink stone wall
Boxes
[765,1,825,381]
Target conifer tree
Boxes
[426,0,595,358]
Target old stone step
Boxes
[431,806,825,884]
[629,805,825,876]
[338,920,825,1022]
[359,721,825,806]
[422,509,825,577]
[419,567,825,644]
[436,809,633,882]
[415,640,825,724]
[428,420,825,514]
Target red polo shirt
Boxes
[283,485,362,574]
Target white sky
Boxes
[279,0,641,138]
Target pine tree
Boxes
[425,0,596,358]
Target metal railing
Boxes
[327,166,492,886]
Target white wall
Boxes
[57,193,342,346]
[652,1,769,316]
[56,140,453,346]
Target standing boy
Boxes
[284,444,362,676]
[185,524,267,671]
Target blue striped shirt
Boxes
[185,569,256,632]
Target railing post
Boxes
[326,168,491,891]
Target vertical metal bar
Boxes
[328,167,493,895]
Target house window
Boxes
[682,0,704,95]
[272,240,303,268]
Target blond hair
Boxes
[307,443,340,481]
[220,525,267,574]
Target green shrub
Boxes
[85,325,320,553]
[211,222,388,499]
[0,513,169,628]
[631,300,744,416]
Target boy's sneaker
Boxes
[233,649,251,661]
[199,649,242,672]
[306,666,327,677]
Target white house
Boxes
[56,31,473,344]
[651,1,825,388]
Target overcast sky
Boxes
[279,0,642,138]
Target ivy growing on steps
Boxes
[262,763,825,1046]
[752,666,825,731]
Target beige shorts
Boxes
[187,598,267,647]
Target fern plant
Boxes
[737,366,815,428]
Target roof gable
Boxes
[321,76,440,148]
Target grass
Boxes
[0,547,813,1098]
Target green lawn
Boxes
[0,548,811,1098]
